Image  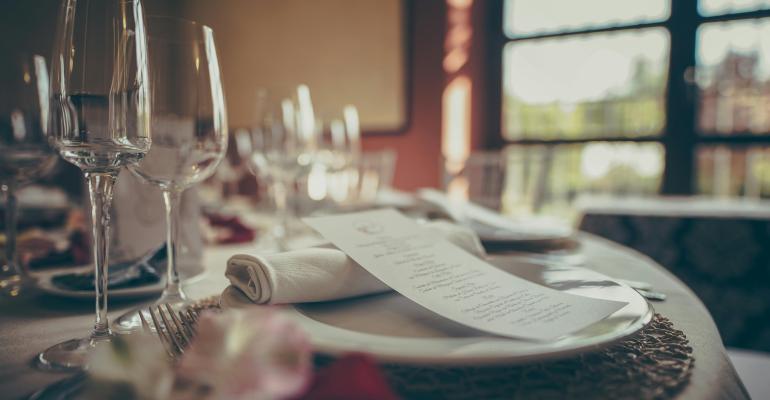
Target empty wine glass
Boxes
[39,0,151,370]
[313,105,361,205]
[114,16,227,332]
[0,55,58,297]
[243,87,317,250]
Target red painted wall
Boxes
[361,0,447,191]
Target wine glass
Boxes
[0,55,58,297]
[313,105,361,206]
[114,16,227,332]
[38,0,151,370]
[243,87,317,250]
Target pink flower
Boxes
[176,307,312,400]
[87,332,174,399]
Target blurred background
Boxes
[5,0,770,204]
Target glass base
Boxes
[37,337,106,371]
[113,297,193,334]
[270,215,320,251]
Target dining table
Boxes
[0,219,750,399]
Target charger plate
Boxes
[277,257,652,366]
[33,264,205,300]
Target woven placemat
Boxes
[202,297,693,400]
[382,313,693,400]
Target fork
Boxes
[139,304,201,358]
[28,305,204,399]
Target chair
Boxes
[441,148,555,215]
[578,196,770,353]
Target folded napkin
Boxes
[417,188,574,244]
[222,220,485,305]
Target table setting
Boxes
[11,202,701,400]
[0,0,750,399]
[1,182,741,400]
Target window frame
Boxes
[485,0,770,195]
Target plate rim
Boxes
[33,265,206,300]
[276,265,653,366]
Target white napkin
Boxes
[222,220,485,305]
[417,188,573,242]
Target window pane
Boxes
[699,0,770,16]
[505,0,669,37]
[697,19,770,135]
[502,29,669,140]
[697,146,770,197]
[501,142,664,221]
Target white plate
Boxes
[275,257,652,366]
[34,264,205,300]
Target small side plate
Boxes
[33,264,205,300]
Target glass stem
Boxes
[2,182,22,279]
[161,189,186,302]
[272,176,290,248]
[86,172,117,341]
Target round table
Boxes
[0,233,749,399]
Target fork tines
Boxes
[139,304,198,359]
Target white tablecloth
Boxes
[0,234,749,399]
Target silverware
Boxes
[139,304,200,358]
[633,288,667,302]
[27,304,201,400]
[507,254,667,302]
[614,278,667,301]
[503,253,588,268]
[614,278,653,291]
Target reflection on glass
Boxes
[697,19,770,135]
[697,146,770,197]
[504,0,669,36]
[503,29,669,140]
[700,0,770,16]
[500,143,664,220]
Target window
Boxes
[697,19,770,135]
[489,0,770,213]
[502,29,669,140]
[700,0,770,16]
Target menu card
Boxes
[304,209,627,341]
